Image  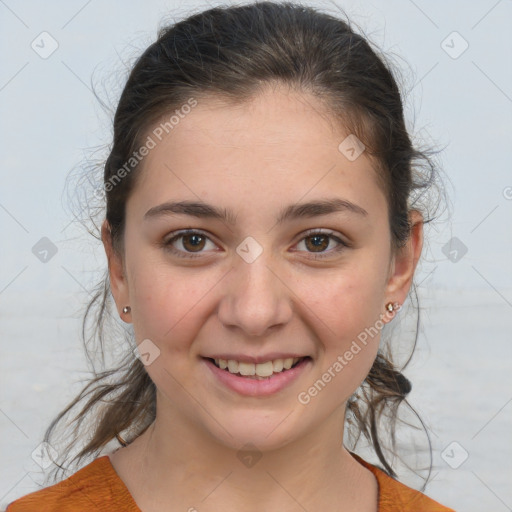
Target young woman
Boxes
[7,2,454,511]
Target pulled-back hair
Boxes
[46,0,445,486]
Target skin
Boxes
[102,83,423,512]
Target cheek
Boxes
[126,256,218,351]
[298,277,384,401]
[291,253,389,382]
[299,259,388,335]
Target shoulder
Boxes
[351,453,456,512]
[5,456,140,512]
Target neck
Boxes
[110,394,378,511]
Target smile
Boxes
[210,357,305,378]
[202,356,312,396]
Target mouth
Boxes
[203,356,311,380]
[202,355,312,396]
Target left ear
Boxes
[384,209,424,305]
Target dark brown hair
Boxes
[46,0,445,486]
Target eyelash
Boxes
[162,228,349,260]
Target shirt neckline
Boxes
[99,452,388,511]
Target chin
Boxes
[203,410,303,453]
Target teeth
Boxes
[283,357,294,370]
[213,357,304,377]
[272,359,284,372]
[238,361,255,376]
[255,361,274,377]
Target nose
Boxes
[217,254,293,337]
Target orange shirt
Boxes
[6,453,455,511]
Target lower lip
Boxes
[202,357,311,397]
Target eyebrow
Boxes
[144,198,368,225]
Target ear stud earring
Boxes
[122,306,131,314]
[385,302,401,312]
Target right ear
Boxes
[101,219,131,321]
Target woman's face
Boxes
[104,84,420,451]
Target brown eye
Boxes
[181,233,206,252]
[304,234,330,252]
[295,230,348,259]
[163,230,217,258]
[162,229,348,260]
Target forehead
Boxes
[128,85,387,220]
[154,85,351,156]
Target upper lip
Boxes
[202,353,310,364]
